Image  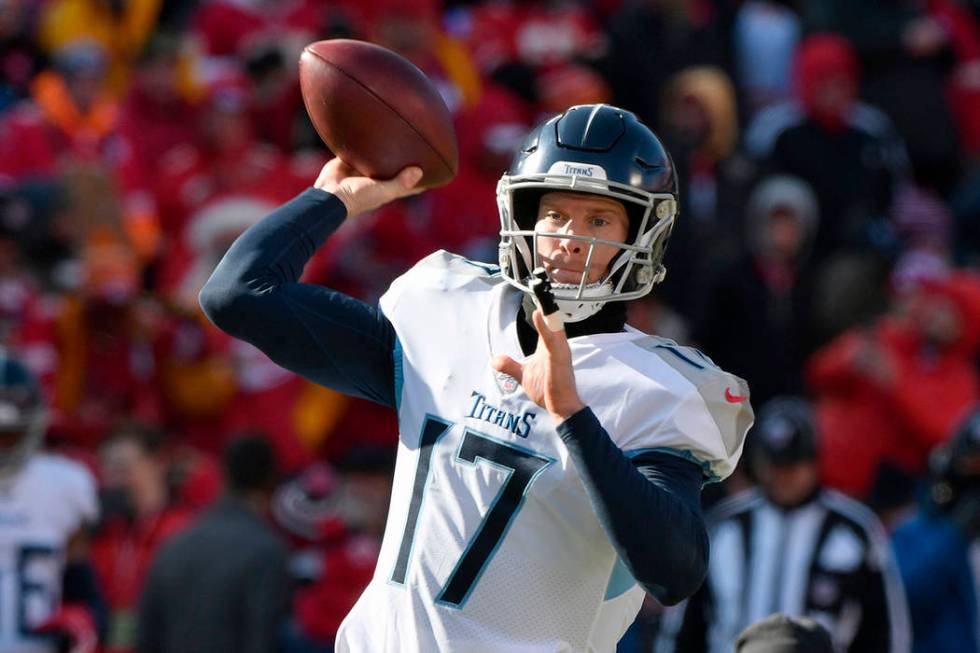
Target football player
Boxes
[201,104,753,652]
[0,350,103,653]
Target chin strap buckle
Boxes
[530,268,565,332]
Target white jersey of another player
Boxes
[0,454,98,653]
[336,252,751,653]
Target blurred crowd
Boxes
[1,0,980,651]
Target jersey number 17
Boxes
[389,415,553,608]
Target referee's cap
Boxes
[735,613,833,653]
[752,396,817,465]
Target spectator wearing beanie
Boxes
[695,175,819,408]
[658,65,746,320]
[743,34,909,260]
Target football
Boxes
[299,39,459,189]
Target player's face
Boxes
[767,208,805,261]
[100,439,164,503]
[758,459,820,507]
[534,192,629,284]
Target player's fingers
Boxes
[397,166,424,189]
[374,166,424,204]
[532,309,567,354]
[315,157,350,188]
[335,157,361,176]
[490,355,523,384]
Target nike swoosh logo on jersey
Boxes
[725,388,748,403]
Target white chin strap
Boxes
[548,280,615,323]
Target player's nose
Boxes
[556,221,586,254]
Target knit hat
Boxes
[891,185,953,249]
[753,397,817,465]
[794,34,859,132]
[735,614,834,653]
[745,175,819,257]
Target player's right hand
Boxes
[491,308,585,424]
[314,158,424,218]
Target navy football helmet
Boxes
[496,104,679,322]
[0,350,47,477]
[929,408,980,510]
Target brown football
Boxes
[299,39,458,189]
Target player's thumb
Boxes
[375,166,424,205]
[490,355,523,384]
[394,166,424,191]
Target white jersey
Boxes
[336,252,752,653]
[0,454,98,653]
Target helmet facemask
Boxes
[497,172,677,323]
[0,351,48,480]
[0,401,46,480]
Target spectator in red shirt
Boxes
[92,422,193,653]
[807,268,980,499]
[424,83,531,263]
[0,41,160,261]
[153,66,316,297]
[51,240,163,446]
[283,446,395,652]
[0,189,60,382]
[117,35,198,171]
[0,42,117,176]
[190,0,329,59]
[0,0,46,114]
[455,1,606,77]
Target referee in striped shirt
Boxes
[657,396,910,653]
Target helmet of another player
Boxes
[496,104,679,322]
[929,407,980,511]
[0,351,47,478]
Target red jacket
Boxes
[293,533,380,644]
[190,0,327,56]
[808,273,980,497]
[91,508,193,653]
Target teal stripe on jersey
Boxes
[604,556,638,600]
[393,337,404,412]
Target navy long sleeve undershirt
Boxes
[199,188,708,605]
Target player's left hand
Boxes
[491,309,585,423]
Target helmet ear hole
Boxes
[511,189,546,231]
[624,203,646,242]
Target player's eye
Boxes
[545,211,566,223]
[589,216,611,228]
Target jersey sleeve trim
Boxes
[624,447,721,484]
[456,258,501,275]
[393,334,404,412]
[604,556,638,600]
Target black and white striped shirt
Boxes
[657,488,910,653]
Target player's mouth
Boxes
[541,263,587,285]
